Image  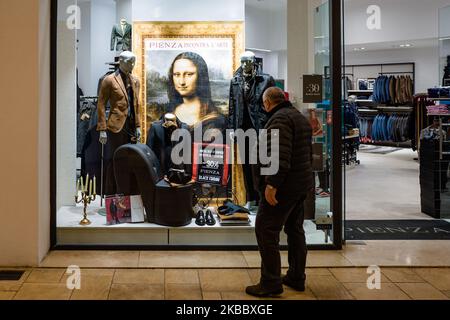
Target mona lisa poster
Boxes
[133,22,245,138]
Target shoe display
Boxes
[282,275,305,292]
[195,210,205,226]
[245,283,283,298]
[205,209,216,226]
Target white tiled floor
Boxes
[346,148,442,220]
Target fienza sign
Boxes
[366,5,381,30]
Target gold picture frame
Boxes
[133,21,244,137]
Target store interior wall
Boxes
[344,0,450,90]
[345,0,450,45]
[57,0,77,209]
[0,0,51,266]
[345,46,440,92]
[245,0,287,81]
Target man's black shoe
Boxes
[195,210,206,226]
[282,275,305,292]
[245,284,283,298]
[205,210,216,226]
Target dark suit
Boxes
[111,23,132,52]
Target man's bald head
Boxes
[263,87,286,112]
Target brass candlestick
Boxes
[75,175,96,226]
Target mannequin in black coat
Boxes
[229,51,275,203]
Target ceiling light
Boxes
[353,47,366,51]
[399,44,412,48]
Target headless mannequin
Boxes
[241,53,258,204]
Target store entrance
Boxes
[342,0,450,241]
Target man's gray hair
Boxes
[263,87,286,106]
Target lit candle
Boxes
[89,179,92,196]
[85,174,89,192]
[80,176,84,194]
[76,178,80,197]
[93,176,96,196]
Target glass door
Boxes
[310,0,344,248]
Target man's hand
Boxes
[99,131,107,145]
[265,185,278,207]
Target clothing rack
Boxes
[344,62,416,95]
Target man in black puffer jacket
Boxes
[246,87,313,298]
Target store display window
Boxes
[53,0,343,249]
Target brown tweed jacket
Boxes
[97,70,141,133]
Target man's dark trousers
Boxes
[255,193,308,290]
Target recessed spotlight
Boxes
[353,47,366,51]
[399,44,413,48]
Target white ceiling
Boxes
[345,38,439,53]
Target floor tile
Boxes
[165,284,202,300]
[26,269,65,283]
[40,251,139,268]
[0,291,15,300]
[199,270,252,292]
[346,149,424,221]
[381,268,425,283]
[165,270,199,285]
[281,286,317,300]
[108,284,164,300]
[343,283,410,300]
[14,283,72,300]
[330,268,390,283]
[342,241,450,267]
[113,269,164,285]
[307,251,354,267]
[0,270,31,291]
[220,291,261,300]
[139,251,247,268]
[69,270,114,300]
[247,269,260,284]
[306,268,333,276]
[202,292,222,300]
[396,283,448,300]
[307,275,354,300]
[413,269,450,291]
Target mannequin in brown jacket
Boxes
[97,51,141,195]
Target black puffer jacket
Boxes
[255,101,313,197]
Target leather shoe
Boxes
[195,210,205,226]
[205,210,216,226]
[245,284,283,298]
[282,275,305,292]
